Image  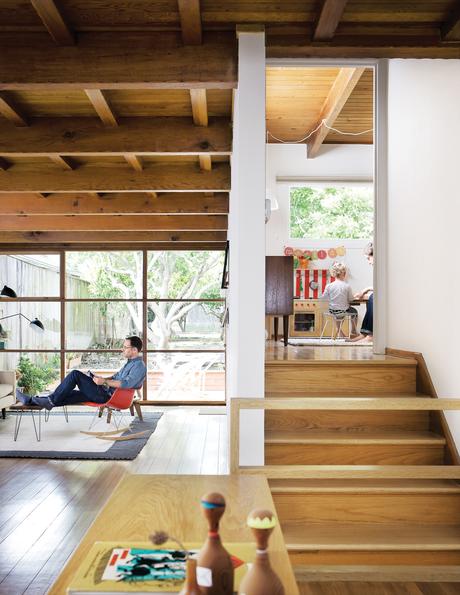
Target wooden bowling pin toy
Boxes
[238,509,285,595]
[196,492,234,594]
[179,556,202,595]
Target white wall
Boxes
[227,31,266,466]
[266,143,374,296]
[387,59,460,448]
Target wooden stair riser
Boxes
[273,493,460,524]
[265,364,416,395]
[265,410,430,432]
[288,550,460,566]
[265,443,445,466]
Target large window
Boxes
[0,250,225,404]
[290,182,373,240]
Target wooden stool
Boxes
[9,403,43,442]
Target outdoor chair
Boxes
[84,387,143,430]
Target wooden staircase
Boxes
[232,351,460,584]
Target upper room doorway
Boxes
[264,62,383,357]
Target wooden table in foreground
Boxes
[49,474,299,595]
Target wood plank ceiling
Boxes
[266,67,374,152]
[0,1,459,249]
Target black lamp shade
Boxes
[30,318,45,333]
[1,285,17,298]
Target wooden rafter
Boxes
[0,193,229,214]
[178,0,202,45]
[30,0,75,45]
[0,215,227,231]
[0,162,230,192]
[0,232,226,245]
[307,67,365,159]
[85,90,118,127]
[0,117,231,156]
[0,93,28,127]
[313,0,349,41]
[49,155,75,170]
[0,34,237,89]
[124,154,143,172]
[441,4,460,41]
[199,155,212,171]
[190,89,208,126]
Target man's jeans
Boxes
[49,370,111,407]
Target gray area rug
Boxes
[0,411,163,460]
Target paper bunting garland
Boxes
[284,246,346,261]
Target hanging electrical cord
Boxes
[266,118,374,144]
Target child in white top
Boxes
[322,262,358,337]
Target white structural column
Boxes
[227,30,266,466]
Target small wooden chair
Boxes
[84,387,143,429]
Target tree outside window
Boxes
[290,184,373,240]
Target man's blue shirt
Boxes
[111,356,146,390]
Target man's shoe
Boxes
[31,396,54,410]
[15,388,32,406]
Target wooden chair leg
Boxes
[107,409,112,424]
[129,405,135,416]
[98,407,104,418]
[134,401,143,421]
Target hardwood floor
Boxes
[0,401,457,594]
[0,406,227,594]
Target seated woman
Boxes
[349,242,373,343]
[322,262,358,338]
[16,336,146,410]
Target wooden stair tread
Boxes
[294,565,460,582]
[265,392,428,399]
[241,465,460,479]
[266,357,417,366]
[265,429,445,445]
[269,478,460,493]
[252,396,460,410]
[282,522,460,550]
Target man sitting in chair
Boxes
[16,336,146,411]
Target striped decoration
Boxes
[294,269,335,299]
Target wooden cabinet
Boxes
[265,256,293,346]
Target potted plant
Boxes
[16,355,60,396]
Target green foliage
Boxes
[290,185,373,240]
[17,355,60,396]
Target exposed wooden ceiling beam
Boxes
[49,155,76,170]
[0,33,237,89]
[0,231,227,244]
[178,0,202,45]
[190,89,208,126]
[85,90,118,127]
[0,193,229,214]
[307,67,365,159]
[124,154,143,172]
[313,0,348,41]
[0,239,227,254]
[199,155,212,171]
[0,117,231,156]
[441,5,460,41]
[0,215,228,232]
[0,93,28,127]
[0,162,230,192]
[30,0,75,46]
[0,157,11,171]
[267,39,460,59]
